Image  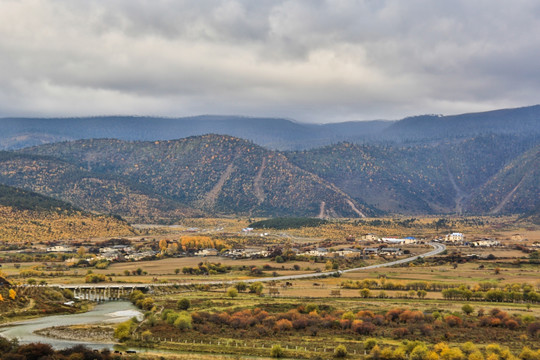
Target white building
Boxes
[46,245,75,253]
[380,247,403,256]
[195,248,219,256]
[333,248,362,258]
[470,240,500,247]
[445,233,464,242]
[381,237,416,245]
[303,247,329,257]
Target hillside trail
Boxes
[490,175,526,214]
[253,157,266,204]
[15,298,35,314]
[446,167,467,214]
[345,199,365,217]
[317,201,326,218]
[200,163,235,209]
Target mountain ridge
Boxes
[2,104,538,150]
[0,104,537,220]
[13,135,376,220]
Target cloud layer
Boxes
[1,0,539,122]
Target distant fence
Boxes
[133,335,369,357]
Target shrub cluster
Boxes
[181,262,231,275]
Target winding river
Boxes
[0,301,142,350]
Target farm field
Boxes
[0,215,539,360]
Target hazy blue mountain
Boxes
[0,116,391,151]
[2,104,538,150]
[383,105,540,141]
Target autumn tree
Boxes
[227,287,238,298]
[159,239,168,254]
[271,345,284,358]
[249,282,264,295]
[177,298,191,310]
[462,304,474,316]
[360,288,371,298]
[335,344,348,358]
[77,246,87,258]
[167,242,179,255]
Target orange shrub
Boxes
[444,315,463,327]
[275,318,293,332]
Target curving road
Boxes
[46,243,446,289]
[239,242,446,284]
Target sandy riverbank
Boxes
[35,324,116,344]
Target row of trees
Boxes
[364,340,540,360]
[342,279,539,293]
[180,262,231,275]
[442,288,540,303]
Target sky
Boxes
[1,0,539,123]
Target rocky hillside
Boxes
[15,136,373,219]
[1,132,537,220]
[0,184,134,242]
[286,134,539,214]
[466,144,539,214]
[0,152,199,223]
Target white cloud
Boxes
[0,0,538,122]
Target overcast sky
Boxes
[1,0,539,123]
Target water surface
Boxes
[0,301,142,350]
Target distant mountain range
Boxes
[2,104,539,150]
[0,115,390,151]
[0,105,537,221]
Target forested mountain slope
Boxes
[0,184,134,242]
[286,134,539,214]
[17,136,373,218]
[2,132,537,219]
[465,144,540,214]
[0,152,200,222]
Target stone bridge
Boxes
[42,284,161,301]
[63,285,150,301]
[19,282,188,302]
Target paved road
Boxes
[156,242,446,286]
[239,242,446,284]
[46,242,446,289]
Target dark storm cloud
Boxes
[0,0,538,122]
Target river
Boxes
[0,301,143,350]
[0,302,293,359]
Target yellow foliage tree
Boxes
[9,289,16,300]
[179,236,229,251]
[167,242,179,255]
[0,294,4,301]
[469,352,484,360]
[159,239,168,253]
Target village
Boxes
[1,228,522,270]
